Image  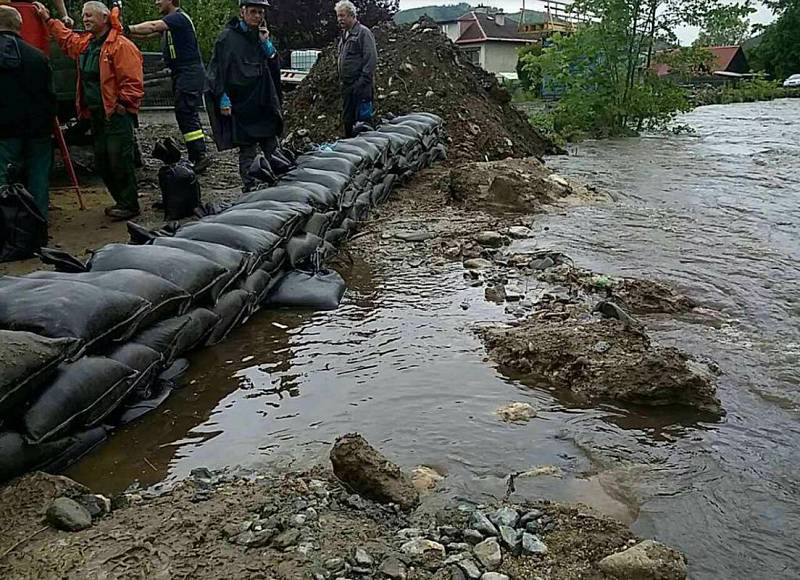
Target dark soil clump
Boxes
[285,20,557,161]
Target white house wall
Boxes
[481,41,526,74]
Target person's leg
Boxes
[104,113,139,215]
[238,142,259,191]
[90,112,116,210]
[0,138,24,187]
[174,88,208,166]
[22,136,53,220]
[259,135,279,158]
[341,86,357,139]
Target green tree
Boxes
[517,43,542,94]
[694,4,754,47]
[748,0,800,80]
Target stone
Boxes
[468,511,498,537]
[426,90,435,98]
[503,285,525,302]
[525,520,540,534]
[411,466,444,493]
[485,285,506,303]
[271,528,301,550]
[397,528,425,539]
[507,226,533,239]
[354,547,373,566]
[458,558,482,579]
[433,565,467,580]
[447,542,470,552]
[46,497,92,532]
[401,538,445,558]
[548,173,570,188]
[330,433,419,511]
[529,257,555,270]
[594,340,612,353]
[473,537,502,571]
[395,231,435,242]
[290,514,307,527]
[519,509,543,527]
[522,533,548,555]
[75,494,111,519]
[598,540,687,580]
[325,558,345,571]
[490,507,519,528]
[475,231,505,248]
[463,529,484,545]
[495,402,536,423]
[305,507,319,522]
[380,556,408,579]
[481,574,509,580]
[463,258,494,270]
[499,525,520,552]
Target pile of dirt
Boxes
[284,19,558,161]
[478,315,723,416]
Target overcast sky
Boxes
[397,0,776,45]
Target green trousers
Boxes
[0,137,52,220]
[90,111,139,211]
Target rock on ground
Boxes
[330,433,420,510]
[495,402,536,423]
[479,317,722,416]
[45,497,92,532]
[411,466,445,493]
[598,540,688,580]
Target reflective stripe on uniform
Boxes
[183,129,205,143]
[167,30,176,60]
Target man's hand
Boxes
[259,24,270,43]
[32,2,51,21]
[220,107,232,117]
[61,15,74,27]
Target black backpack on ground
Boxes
[0,175,47,263]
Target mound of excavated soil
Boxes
[285,19,557,161]
[479,316,723,416]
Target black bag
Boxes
[206,208,301,238]
[206,290,251,346]
[174,223,281,264]
[37,247,87,272]
[158,161,201,220]
[233,199,315,219]
[88,243,228,303]
[152,137,182,164]
[28,269,192,329]
[269,148,295,175]
[0,183,47,262]
[133,308,219,361]
[0,277,150,358]
[296,154,359,177]
[286,232,325,268]
[266,269,346,311]
[261,247,286,275]
[0,331,78,420]
[23,357,137,443]
[280,167,349,197]
[303,211,338,237]
[107,343,163,401]
[239,270,271,307]
[238,183,337,208]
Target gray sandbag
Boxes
[107,343,163,401]
[332,140,382,165]
[0,427,107,483]
[206,208,302,238]
[300,148,364,167]
[239,270,271,307]
[88,244,227,303]
[280,168,349,196]
[206,290,251,346]
[296,155,358,177]
[261,247,286,275]
[132,307,219,361]
[359,131,404,156]
[233,199,315,220]
[174,222,281,266]
[0,277,150,358]
[0,183,47,263]
[325,228,348,245]
[266,269,346,311]
[116,381,172,427]
[0,331,78,420]
[23,357,137,443]
[151,237,253,299]
[27,269,192,329]
[239,183,337,208]
[304,210,338,237]
[286,232,325,268]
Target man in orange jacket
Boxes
[33,0,143,220]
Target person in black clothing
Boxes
[0,5,56,219]
[126,0,211,172]
[206,0,282,191]
[335,0,377,138]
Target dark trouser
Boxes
[238,136,279,190]
[342,85,358,139]
[90,110,139,211]
[0,136,52,220]
[174,85,207,164]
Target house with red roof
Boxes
[654,45,750,77]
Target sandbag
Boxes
[266,269,346,311]
[133,308,219,361]
[261,247,286,275]
[304,210,338,237]
[37,247,87,272]
[233,199,315,219]
[23,357,137,443]
[239,270,271,307]
[0,183,47,262]
[88,244,227,303]
[325,228,348,245]
[174,223,281,265]
[296,155,359,177]
[0,427,107,483]
[27,269,192,329]
[0,331,78,420]
[116,381,173,427]
[280,167,349,196]
[206,290,250,346]
[151,237,252,299]
[239,183,338,208]
[332,141,381,165]
[0,277,150,358]
[269,149,295,175]
[206,208,301,238]
[107,343,163,401]
[158,161,201,220]
[286,232,325,268]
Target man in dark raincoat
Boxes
[206,0,282,191]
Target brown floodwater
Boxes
[68,99,800,579]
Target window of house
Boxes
[460,47,481,65]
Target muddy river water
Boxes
[68,100,799,579]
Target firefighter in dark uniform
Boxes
[126,0,211,172]
[206,0,282,191]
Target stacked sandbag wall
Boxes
[0,113,446,484]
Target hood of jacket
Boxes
[0,33,21,71]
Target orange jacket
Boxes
[47,10,144,119]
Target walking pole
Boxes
[52,117,85,210]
